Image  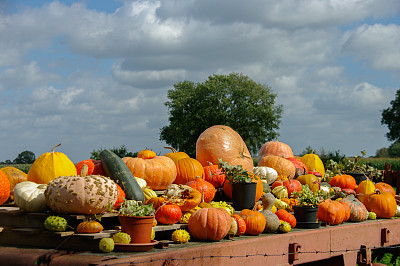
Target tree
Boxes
[160,73,283,157]
[90,145,137,160]
[375,147,390,158]
[14,151,36,164]
[388,141,400,157]
[381,89,400,142]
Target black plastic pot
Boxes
[232,182,257,211]
[293,205,319,223]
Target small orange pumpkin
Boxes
[174,157,205,184]
[317,199,346,225]
[275,209,296,228]
[375,182,395,197]
[329,174,356,190]
[155,204,182,225]
[75,160,95,176]
[137,148,157,159]
[76,220,104,234]
[188,207,231,241]
[239,206,266,236]
[365,190,397,218]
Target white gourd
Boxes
[14,181,48,212]
[253,166,278,185]
[134,176,147,189]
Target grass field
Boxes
[350,157,400,171]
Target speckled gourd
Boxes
[44,175,118,214]
[260,193,280,233]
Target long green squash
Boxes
[100,150,145,202]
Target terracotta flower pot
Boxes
[118,215,155,244]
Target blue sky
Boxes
[1,0,400,163]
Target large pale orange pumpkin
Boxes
[258,155,295,179]
[27,144,77,184]
[258,140,294,161]
[0,167,27,200]
[196,125,253,173]
[188,207,231,241]
[174,158,205,184]
[123,156,177,190]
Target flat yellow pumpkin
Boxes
[27,144,77,184]
[301,153,325,177]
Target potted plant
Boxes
[325,151,383,184]
[219,159,257,211]
[292,185,323,226]
[116,199,155,244]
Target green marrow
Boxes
[100,150,145,202]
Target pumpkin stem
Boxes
[164,146,177,153]
[51,143,61,153]
[80,164,89,177]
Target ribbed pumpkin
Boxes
[317,199,346,225]
[76,220,103,234]
[0,167,27,200]
[164,147,190,163]
[174,157,205,184]
[286,157,309,177]
[27,144,77,184]
[355,179,376,205]
[364,190,397,219]
[340,201,351,222]
[375,182,395,197]
[188,207,231,241]
[301,153,325,177]
[239,207,266,235]
[203,164,226,188]
[45,175,118,214]
[123,156,177,190]
[185,177,216,203]
[339,194,369,222]
[196,125,254,173]
[258,140,294,161]
[296,174,320,193]
[329,174,356,190]
[137,148,157,159]
[0,170,11,206]
[258,155,296,179]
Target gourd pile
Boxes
[0,125,399,253]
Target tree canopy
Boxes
[381,89,400,142]
[90,145,137,160]
[14,150,36,164]
[160,73,283,157]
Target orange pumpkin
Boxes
[185,177,216,203]
[188,207,231,241]
[317,199,346,225]
[174,158,205,184]
[203,164,226,188]
[75,160,95,176]
[223,174,263,201]
[196,125,254,173]
[137,148,157,159]
[0,170,10,205]
[123,156,177,190]
[364,190,397,218]
[286,157,309,177]
[375,182,395,197]
[164,147,190,163]
[329,174,356,190]
[76,220,103,234]
[339,201,351,222]
[155,204,182,225]
[275,209,296,228]
[258,140,294,161]
[258,155,296,179]
[113,184,126,209]
[239,207,266,236]
[0,167,27,200]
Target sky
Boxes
[1,0,400,163]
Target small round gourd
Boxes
[260,193,280,233]
[253,166,278,185]
[45,175,118,214]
